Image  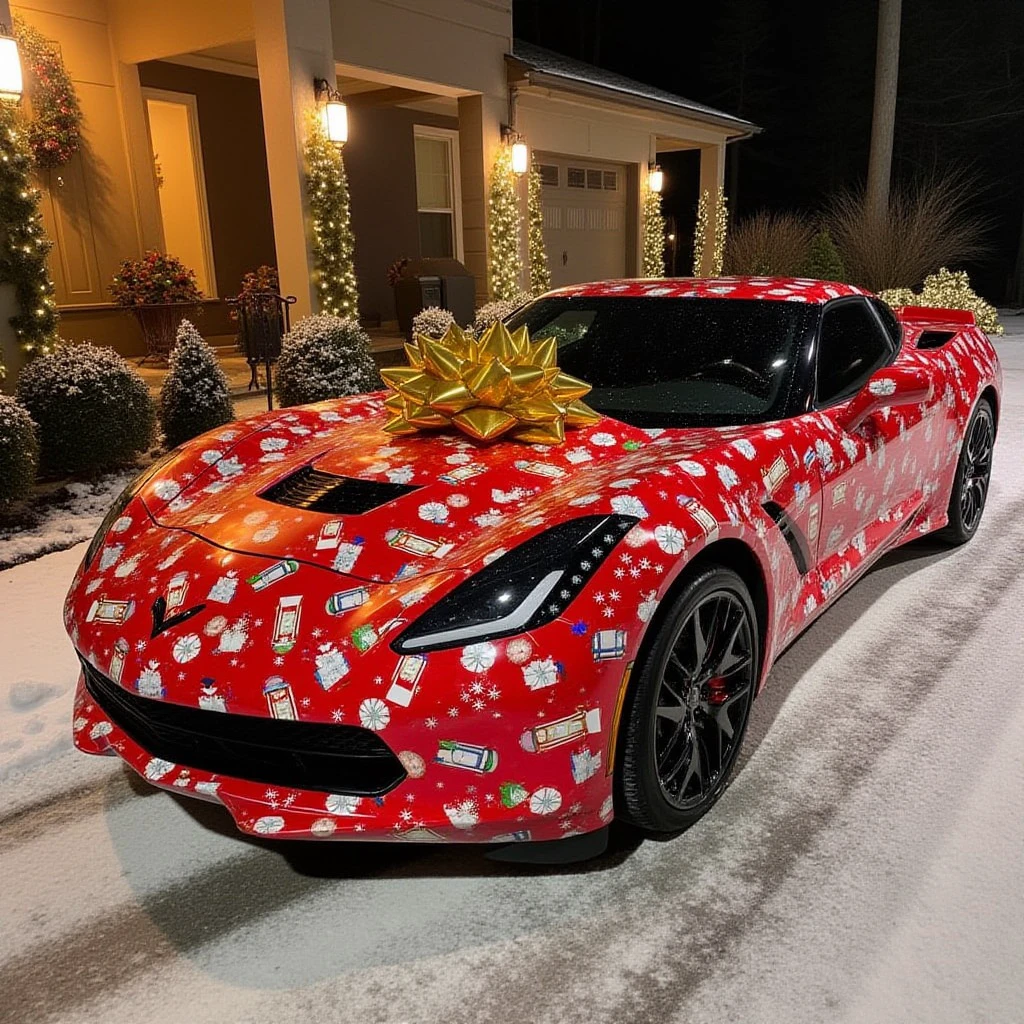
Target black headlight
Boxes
[83,451,178,569]
[392,513,638,653]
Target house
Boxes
[2,0,757,366]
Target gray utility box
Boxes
[394,258,475,336]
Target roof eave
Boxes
[507,58,761,138]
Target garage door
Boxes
[535,154,628,288]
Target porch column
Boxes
[252,0,335,318]
[697,142,727,276]
[457,93,505,304]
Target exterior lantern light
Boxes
[511,139,529,174]
[648,164,664,194]
[314,77,348,145]
[0,31,23,103]
[503,125,528,174]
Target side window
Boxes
[816,299,894,405]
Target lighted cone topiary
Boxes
[0,394,39,506]
[159,320,234,449]
[381,320,599,444]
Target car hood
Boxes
[141,395,737,584]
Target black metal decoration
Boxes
[227,291,296,411]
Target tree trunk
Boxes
[865,0,902,227]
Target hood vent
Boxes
[260,465,419,515]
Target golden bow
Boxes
[380,321,600,444]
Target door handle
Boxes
[561,249,568,266]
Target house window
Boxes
[414,126,462,260]
[567,167,586,189]
[539,163,559,187]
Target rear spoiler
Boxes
[894,305,975,328]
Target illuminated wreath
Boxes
[13,16,83,170]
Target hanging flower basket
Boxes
[129,302,204,365]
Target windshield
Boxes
[505,296,820,428]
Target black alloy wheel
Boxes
[941,399,995,545]
[618,565,759,833]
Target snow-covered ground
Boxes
[1,338,1022,1024]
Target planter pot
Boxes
[126,302,204,365]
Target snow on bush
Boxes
[275,314,381,407]
[472,292,531,335]
[412,306,455,339]
[159,320,234,448]
[0,395,39,506]
[16,342,155,475]
[880,267,1003,336]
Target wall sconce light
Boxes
[314,77,348,145]
[0,31,24,103]
[648,164,664,194]
[503,126,528,174]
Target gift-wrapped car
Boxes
[65,277,1000,860]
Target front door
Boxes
[535,155,628,287]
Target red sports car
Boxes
[65,277,1000,861]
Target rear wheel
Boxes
[940,399,995,545]
[617,565,759,834]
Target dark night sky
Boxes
[513,0,1024,301]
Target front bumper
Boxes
[72,669,615,844]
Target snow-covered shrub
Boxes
[880,268,1003,335]
[275,314,381,407]
[472,292,531,334]
[17,342,155,475]
[412,306,455,339]
[0,395,39,505]
[159,320,234,449]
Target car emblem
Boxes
[150,595,207,639]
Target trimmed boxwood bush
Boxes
[0,394,39,505]
[472,293,531,334]
[412,305,455,339]
[17,342,155,474]
[275,314,380,407]
[159,320,233,448]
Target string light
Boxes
[0,98,57,379]
[527,155,550,296]
[642,178,666,277]
[880,268,1004,335]
[488,143,523,301]
[303,113,358,319]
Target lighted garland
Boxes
[527,156,550,295]
[692,186,728,276]
[488,144,522,301]
[642,181,666,277]
[13,15,82,170]
[0,100,59,377]
[712,187,728,276]
[304,116,358,319]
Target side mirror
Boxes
[843,364,932,433]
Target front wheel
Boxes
[617,565,759,834]
[940,398,995,545]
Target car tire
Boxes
[939,398,995,546]
[616,564,759,834]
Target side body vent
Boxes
[916,330,956,350]
[260,466,419,514]
[762,500,812,575]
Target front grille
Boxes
[81,659,406,796]
[260,466,419,515]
